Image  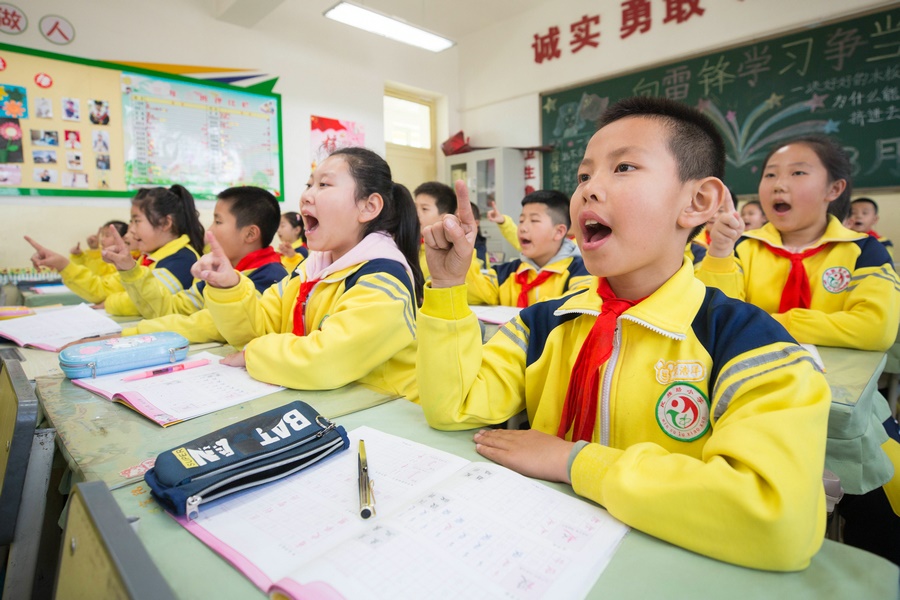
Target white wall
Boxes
[455,0,900,244]
[1,0,460,267]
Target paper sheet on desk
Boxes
[0,303,121,351]
[470,305,522,325]
[801,344,826,372]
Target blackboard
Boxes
[0,42,283,199]
[541,7,900,196]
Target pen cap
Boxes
[59,332,190,379]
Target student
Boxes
[477,190,589,307]
[697,135,900,565]
[846,197,893,258]
[69,220,129,277]
[122,186,287,342]
[414,181,493,304]
[277,211,308,273]
[196,148,422,400]
[417,97,831,571]
[26,185,205,316]
[740,199,768,231]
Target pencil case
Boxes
[59,332,189,379]
[144,401,349,519]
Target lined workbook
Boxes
[0,303,121,351]
[178,427,629,599]
[73,351,284,426]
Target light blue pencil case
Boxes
[59,332,190,379]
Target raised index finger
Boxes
[24,235,46,252]
[454,180,476,228]
[206,230,227,258]
[724,187,737,214]
[107,223,126,245]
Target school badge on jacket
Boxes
[656,383,710,442]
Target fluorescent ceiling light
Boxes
[323,2,454,53]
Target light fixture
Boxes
[323,2,454,53]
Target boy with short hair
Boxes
[847,197,893,258]
[418,96,830,571]
[479,190,589,307]
[122,186,287,342]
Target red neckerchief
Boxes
[762,243,830,312]
[557,278,646,442]
[235,246,281,272]
[290,278,321,336]
[867,230,880,239]
[704,230,711,245]
[515,269,553,308]
[140,254,154,267]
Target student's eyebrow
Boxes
[764,160,814,169]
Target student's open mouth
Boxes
[582,218,612,246]
[519,237,532,247]
[772,202,791,214]
[303,215,319,232]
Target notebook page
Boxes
[0,303,121,351]
[282,462,629,600]
[179,427,469,591]
[469,305,522,325]
[73,351,283,424]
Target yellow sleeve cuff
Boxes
[570,443,624,501]
[121,326,138,336]
[700,253,737,273]
[204,275,251,303]
[118,264,147,283]
[421,285,472,320]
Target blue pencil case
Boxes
[58,332,189,379]
[145,401,349,519]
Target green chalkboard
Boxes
[541,7,900,196]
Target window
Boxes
[384,95,432,149]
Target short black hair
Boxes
[851,197,878,214]
[521,189,571,229]
[217,186,281,247]
[414,181,457,215]
[103,220,128,237]
[598,96,726,240]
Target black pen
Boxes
[358,439,376,519]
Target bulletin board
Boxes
[0,42,283,199]
[541,7,900,196]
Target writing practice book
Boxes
[178,426,629,599]
[0,303,121,351]
[72,351,284,426]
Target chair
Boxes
[54,481,176,600]
[0,356,56,599]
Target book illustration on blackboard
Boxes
[89,99,109,125]
[33,168,56,183]
[34,97,53,119]
[0,84,27,119]
[551,92,607,138]
[0,118,23,163]
[699,95,831,171]
[0,164,21,185]
[30,129,58,147]
[32,149,57,164]
[62,97,80,121]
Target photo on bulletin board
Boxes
[310,115,365,171]
[0,41,283,198]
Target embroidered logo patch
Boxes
[822,266,851,293]
[656,383,710,442]
[654,359,706,384]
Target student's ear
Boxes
[553,223,567,241]
[242,224,261,245]
[824,179,847,204]
[358,193,384,223]
[159,215,175,233]
[678,177,726,231]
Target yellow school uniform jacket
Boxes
[696,216,900,351]
[70,248,117,277]
[417,260,830,571]
[205,258,418,401]
[122,262,289,343]
[419,245,494,305]
[685,240,707,264]
[474,239,590,306]
[496,215,521,251]
[281,240,308,274]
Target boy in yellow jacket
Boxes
[417,97,830,571]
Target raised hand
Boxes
[25,236,70,272]
[422,180,478,288]
[707,190,744,258]
[70,241,83,256]
[86,233,99,250]
[100,224,137,271]
[279,241,296,257]
[486,200,506,224]
[191,231,240,288]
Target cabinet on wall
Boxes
[445,148,525,262]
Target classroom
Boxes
[1,0,899,598]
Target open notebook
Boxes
[177,426,629,600]
[73,351,283,426]
[0,303,121,351]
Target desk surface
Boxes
[113,399,899,600]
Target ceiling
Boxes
[214,0,547,41]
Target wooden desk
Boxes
[36,364,397,491]
[112,400,899,600]
[818,346,893,495]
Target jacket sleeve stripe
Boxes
[371,273,416,322]
[357,279,415,338]
[499,324,529,353]
[152,269,182,294]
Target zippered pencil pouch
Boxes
[144,401,349,519]
[59,332,189,379]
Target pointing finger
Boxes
[454,181,476,229]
